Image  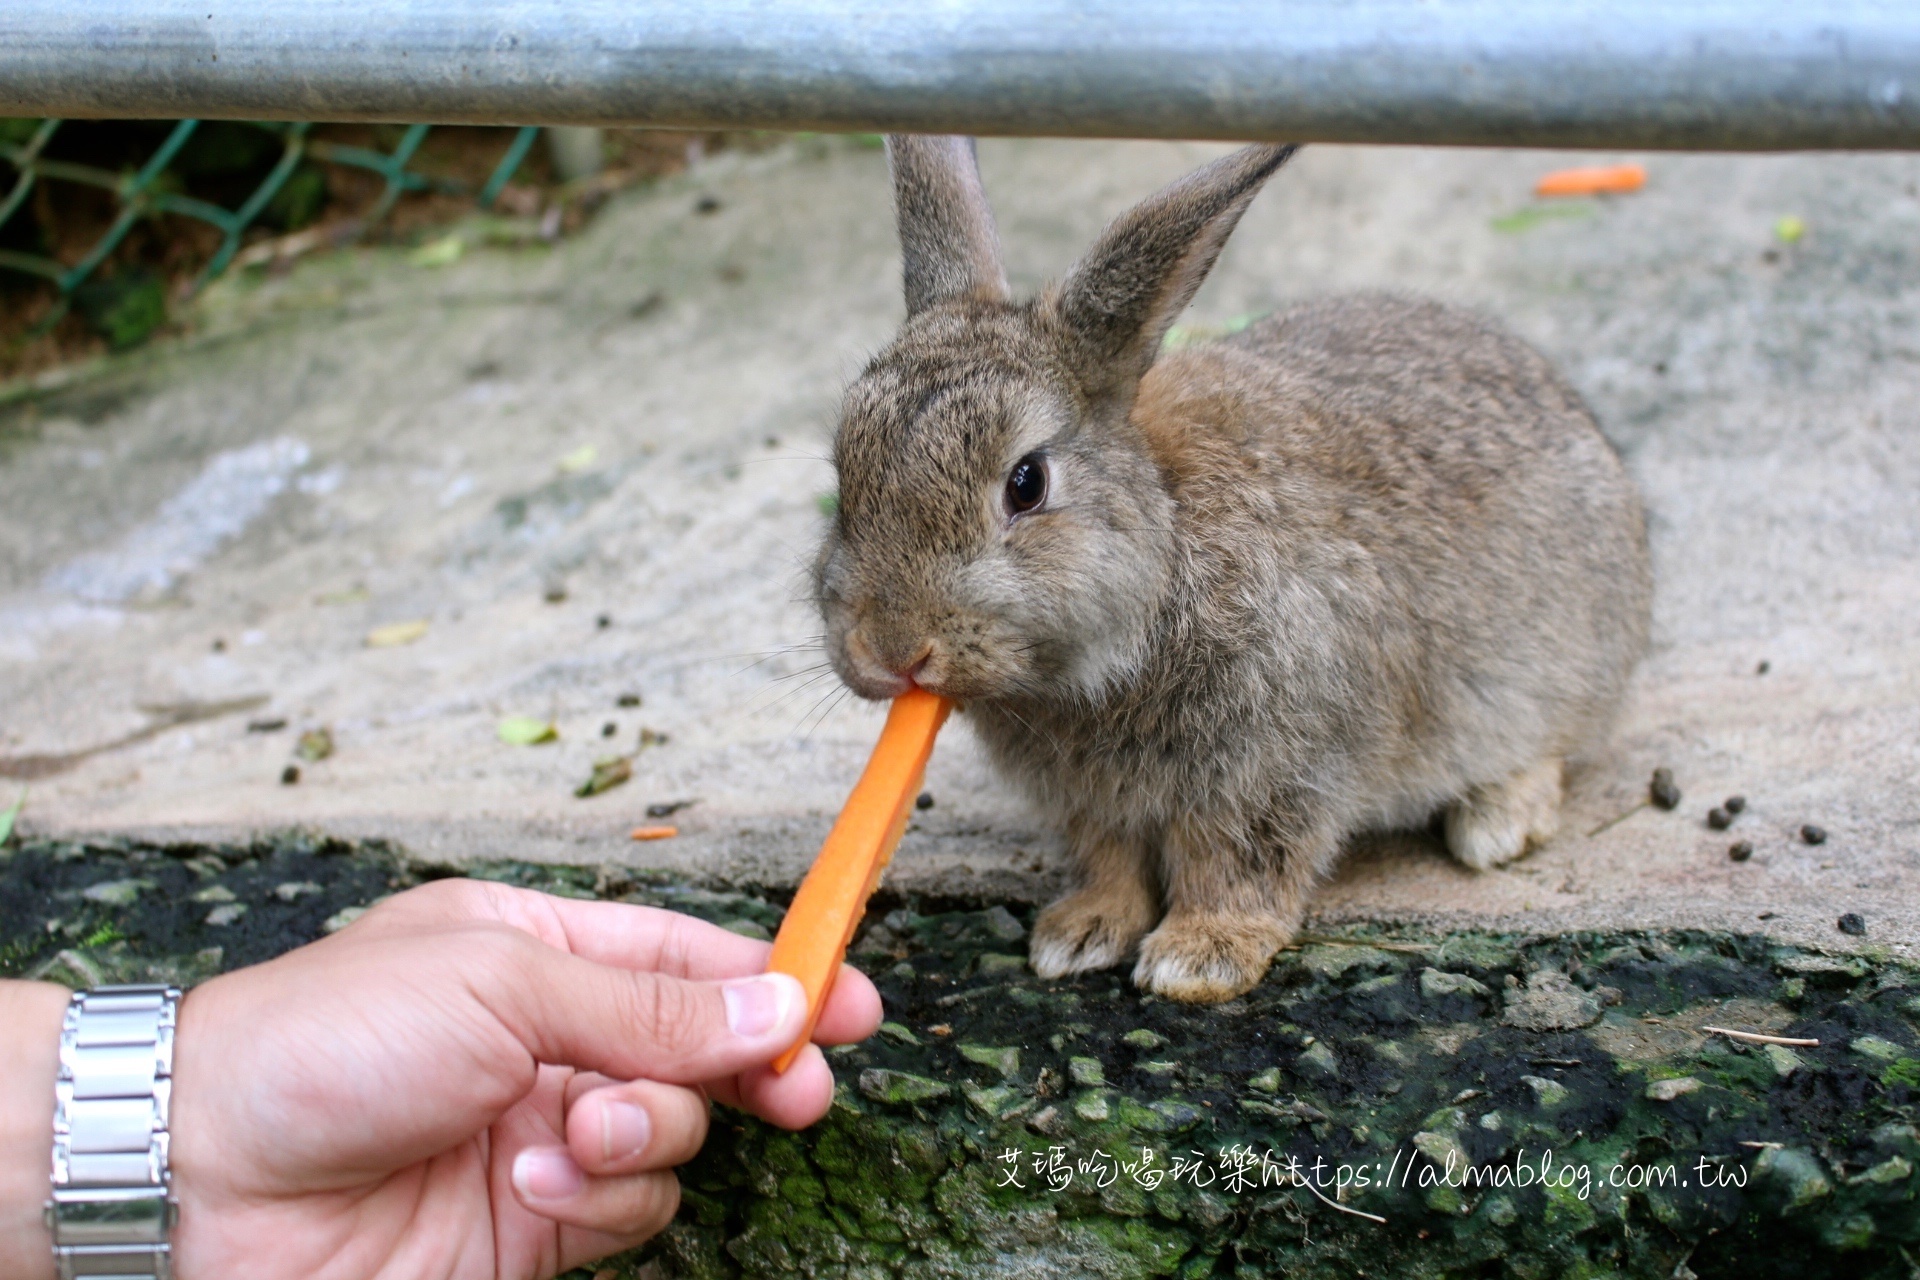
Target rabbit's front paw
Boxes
[1132,912,1293,1003]
[1030,882,1157,979]
[1445,757,1565,870]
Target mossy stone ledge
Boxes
[5,835,1918,1279]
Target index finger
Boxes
[368,880,883,1044]
[536,895,885,1048]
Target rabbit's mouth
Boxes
[828,614,1044,705]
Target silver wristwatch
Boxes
[45,985,181,1280]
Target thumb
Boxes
[476,929,808,1083]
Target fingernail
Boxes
[512,1146,585,1202]
[600,1099,652,1163]
[722,973,799,1040]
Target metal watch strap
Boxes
[45,984,180,1280]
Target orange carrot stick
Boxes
[767,688,951,1072]
[1534,163,1646,198]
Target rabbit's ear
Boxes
[1050,144,1295,404]
[887,135,1011,315]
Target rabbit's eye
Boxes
[1005,454,1048,515]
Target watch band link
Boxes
[45,984,180,1280]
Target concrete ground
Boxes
[1,135,1916,956]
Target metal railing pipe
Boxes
[3,1,1918,151]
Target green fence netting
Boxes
[0,119,540,337]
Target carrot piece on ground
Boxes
[1534,164,1646,198]
[767,688,952,1072]
[629,824,679,841]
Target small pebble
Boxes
[1707,807,1732,831]
[695,194,722,214]
[1725,795,1747,814]
[915,792,935,811]
[211,637,227,652]
[1838,913,1867,937]
[247,718,288,733]
[616,693,643,708]
[1649,767,1681,811]
[596,614,612,629]
[1801,824,1827,846]
[1729,841,1753,862]
[601,721,618,738]
[1756,660,1770,675]
[280,765,300,785]
[543,585,568,604]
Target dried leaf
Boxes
[366,619,430,648]
[646,799,697,818]
[295,727,335,762]
[497,716,558,746]
[576,755,633,797]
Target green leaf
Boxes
[1490,203,1596,234]
[498,716,558,746]
[0,788,22,845]
[816,492,839,516]
[410,235,465,268]
[556,444,598,474]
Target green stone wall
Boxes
[5,835,1917,1279]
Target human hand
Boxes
[157,877,880,1279]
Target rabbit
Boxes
[814,136,1651,1002]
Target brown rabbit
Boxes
[816,137,1651,1002]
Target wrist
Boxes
[0,981,71,1280]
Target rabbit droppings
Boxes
[815,139,1651,1003]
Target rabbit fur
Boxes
[815,137,1651,1002]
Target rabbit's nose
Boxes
[844,629,923,698]
[896,646,934,685]
[875,639,936,687]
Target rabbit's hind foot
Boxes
[1445,757,1564,871]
